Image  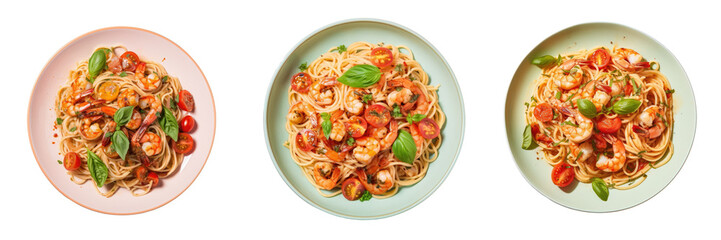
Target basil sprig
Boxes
[521,124,536,150]
[591,177,609,201]
[87,150,108,187]
[88,48,110,83]
[320,112,332,139]
[531,55,556,68]
[110,106,134,160]
[159,106,179,141]
[359,190,372,202]
[406,114,426,124]
[392,130,416,164]
[577,99,597,119]
[612,99,642,115]
[337,64,381,88]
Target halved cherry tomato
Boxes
[146,172,159,187]
[290,72,312,94]
[63,152,81,171]
[364,104,391,127]
[589,48,611,69]
[97,82,120,101]
[341,178,366,201]
[417,118,440,139]
[120,51,141,72]
[551,162,575,187]
[295,129,318,152]
[172,132,195,154]
[597,116,621,134]
[533,103,554,122]
[178,90,195,112]
[531,123,552,144]
[180,115,195,132]
[370,47,394,68]
[135,166,148,182]
[344,116,367,138]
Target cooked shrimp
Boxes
[387,78,429,115]
[357,168,394,195]
[635,106,666,139]
[79,116,103,140]
[345,90,365,115]
[409,123,424,151]
[558,107,593,143]
[107,54,122,74]
[117,89,139,108]
[125,110,142,130]
[378,120,398,150]
[287,102,315,125]
[139,132,162,156]
[569,141,593,162]
[139,95,162,114]
[592,90,611,111]
[596,134,626,172]
[60,89,94,116]
[135,63,161,92]
[555,61,588,90]
[387,88,412,108]
[614,48,649,71]
[330,121,346,141]
[309,78,336,105]
[313,162,341,190]
[353,137,380,164]
[559,59,591,72]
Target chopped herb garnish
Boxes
[331,45,347,54]
[347,137,355,146]
[298,62,309,72]
[162,75,169,82]
[531,96,538,102]
[56,118,63,125]
[637,150,647,157]
[555,91,561,99]
[69,126,77,132]
[665,89,675,94]
[119,72,127,77]
[395,63,403,72]
[391,104,402,118]
[565,92,576,103]
[57,160,62,164]
[562,121,578,127]
[362,94,373,103]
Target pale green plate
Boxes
[505,23,696,212]
[264,19,464,219]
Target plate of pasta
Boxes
[265,19,464,219]
[506,23,696,212]
[28,27,215,214]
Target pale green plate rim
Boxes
[263,18,465,219]
[505,22,697,212]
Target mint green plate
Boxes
[505,23,696,212]
[264,19,464,219]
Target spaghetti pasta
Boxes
[285,41,445,200]
[55,45,197,197]
[524,46,674,198]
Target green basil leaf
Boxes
[114,106,134,127]
[577,99,597,118]
[88,48,110,83]
[337,64,381,88]
[406,114,426,124]
[591,177,609,201]
[159,106,179,141]
[612,99,642,115]
[56,117,63,125]
[87,150,108,187]
[522,124,535,150]
[320,112,331,139]
[531,55,556,68]
[392,130,416,164]
[111,131,130,160]
[298,62,308,72]
[69,126,77,132]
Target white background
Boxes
[3,0,719,239]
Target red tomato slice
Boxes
[364,104,391,128]
[417,118,440,139]
[592,134,607,150]
[589,48,611,69]
[551,162,575,187]
[290,72,312,94]
[531,123,553,144]
[120,51,141,72]
[533,103,554,122]
[597,116,621,134]
[180,115,195,132]
[63,152,81,171]
[344,116,368,138]
[135,166,148,182]
[370,47,394,68]
[146,172,159,187]
[172,132,195,154]
[178,90,195,112]
[341,178,366,201]
[295,129,318,152]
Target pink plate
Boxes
[28,27,215,214]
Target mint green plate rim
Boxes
[505,22,697,212]
[263,18,465,219]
